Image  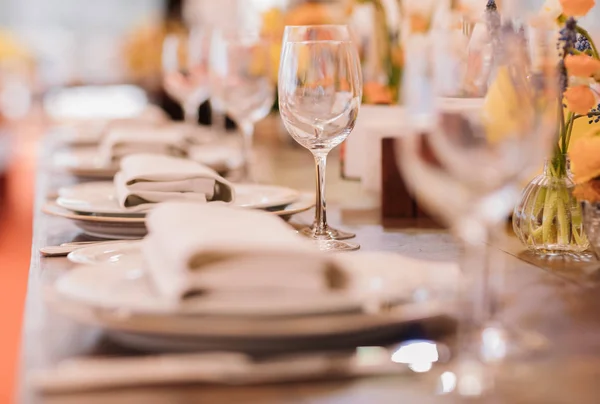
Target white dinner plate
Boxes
[54,251,456,317]
[48,286,452,352]
[43,195,314,239]
[47,252,457,351]
[56,182,302,215]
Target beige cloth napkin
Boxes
[99,124,190,164]
[143,202,345,302]
[142,202,460,304]
[114,154,235,213]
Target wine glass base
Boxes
[300,226,356,240]
[435,325,548,398]
[312,239,360,252]
[478,324,548,362]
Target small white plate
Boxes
[68,241,143,265]
[56,182,301,215]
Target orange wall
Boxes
[0,129,37,403]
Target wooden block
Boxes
[381,138,415,219]
[381,137,442,227]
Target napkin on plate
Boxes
[143,202,348,302]
[99,123,190,164]
[114,154,235,213]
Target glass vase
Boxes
[512,156,589,254]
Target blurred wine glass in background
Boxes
[398,0,558,396]
[162,26,210,125]
[209,28,275,182]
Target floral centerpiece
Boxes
[512,0,598,254]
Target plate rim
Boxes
[45,286,449,339]
[43,193,314,223]
[56,181,305,214]
[67,240,143,265]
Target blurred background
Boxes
[0,0,599,401]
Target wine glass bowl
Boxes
[279,25,362,251]
[279,42,361,151]
[162,28,210,124]
[397,4,558,396]
[210,30,275,182]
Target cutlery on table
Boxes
[39,240,141,257]
[30,349,409,393]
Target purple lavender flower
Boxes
[575,34,592,52]
[558,60,568,95]
[559,17,578,57]
[589,104,600,124]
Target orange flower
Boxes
[363,82,393,105]
[570,132,600,183]
[408,14,430,34]
[565,54,600,77]
[559,0,596,16]
[564,85,597,114]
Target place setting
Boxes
[49,118,244,179]
[42,152,314,241]
[36,200,459,392]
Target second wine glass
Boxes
[162,27,211,125]
[209,29,275,183]
[279,25,363,252]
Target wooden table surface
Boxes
[17,120,600,403]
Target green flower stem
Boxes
[556,186,569,245]
[542,187,557,243]
[576,26,599,60]
[573,112,600,122]
[564,113,575,155]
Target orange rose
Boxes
[565,54,600,77]
[564,85,597,114]
[559,0,596,16]
[570,132,600,183]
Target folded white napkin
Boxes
[143,202,346,302]
[99,124,190,164]
[114,154,235,213]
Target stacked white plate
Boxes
[49,242,457,354]
[45,182,314,239]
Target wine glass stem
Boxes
[313,152,329,236]
[183,103,198,125]
[239,120,254,182]
[456,223,502,363]
[212,109,226,133]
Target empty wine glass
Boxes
[398,1,557,396]
[162,27,211,125]
[209,29,275,182]
[279,25,363,252]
